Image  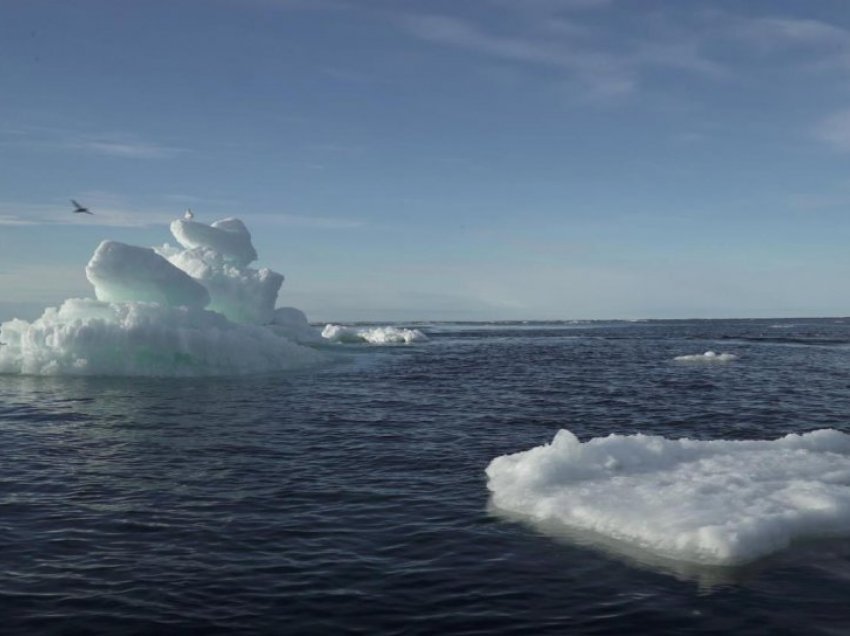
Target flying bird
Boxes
[184,208,194,220]
[71,200,93,215]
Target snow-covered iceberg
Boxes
[0,215,326,376]
[487,428,850,566]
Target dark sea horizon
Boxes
[1,318,849,635]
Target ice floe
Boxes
[486,428,850,566]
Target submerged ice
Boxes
[486,428,850,566]
[0,215,327,376]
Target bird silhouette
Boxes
[71,199,93,215]
[184,208,194,220]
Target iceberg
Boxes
[486,428,850,566]
[0,215,326,376]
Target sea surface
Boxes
[1,318,849,635]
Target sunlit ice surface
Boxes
[487,428,850,566]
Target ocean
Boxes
[1,318,848,635]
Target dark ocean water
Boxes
[1,318,849,635]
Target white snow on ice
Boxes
[486,428,850,566]
[674,351,738,362]
[170,217,258,266]
[321,324,428,344]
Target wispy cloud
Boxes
[67,139,186,159]
[0,197,364,231]
[248,212,364,230]
[813,109,850,151]
[398,10,725,99]
[400,14,636,98]
[731,16,850,54]
[0,125,187,159]
[0,194,179,228]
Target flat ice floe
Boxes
[674,351,737,362]
[486,428,850,566]
[321,324,428,344]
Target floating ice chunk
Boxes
[158,245,282,324]
[170,217,257,266]
[674,351,737,362]
[486,428,850,566]
[86,240,210,309]
[0,298,326,376]
[268,307,323,344]
[321,324,428,344]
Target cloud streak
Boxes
[0,197,179,228]
[813,109,850,152]
[398,11,726,99]
[0,125,187,159]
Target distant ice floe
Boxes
[321,324,428,345]
[486,429,850,566]
[674,351,737,362]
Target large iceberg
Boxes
[0,215,326,376]
[487,428,850,566]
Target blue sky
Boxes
[3,0,850,321]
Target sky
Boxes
[3,0,850,321]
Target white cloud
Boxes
[67,139,186,159]
[248,212,364,230]
[400,14,638,98]
[0,196,177,228]
[813,109,850,151]
[399,10,726,99]
[0,125,187,159]
[733,16,850,52]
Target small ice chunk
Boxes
[674,351,737,362]
[321,324,428,344]
[85,240,210,309]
